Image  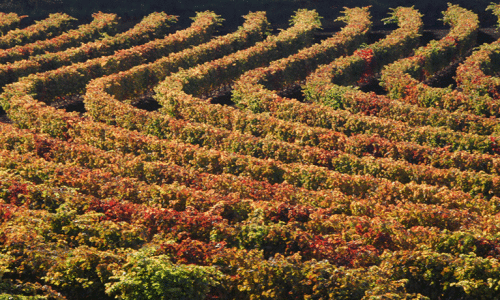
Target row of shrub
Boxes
[300,6,423,107]
[5,52,500,217]
[377,4,500,118]
[299,5,500,136]
[5,9,500,205]
[0,189,491,266]
[4,6,500,299]
[0,12,25,36]
[296,5,500,136]
[0,12,77,50]
[0,10,224,114]
[0,118,359,217]
[0,11,178,88]
[33,11,225,103]
[0,12,119,64]
[88,8,368,156]
[2,7,491,203]
[138,64,500,175]
[6,76,499,213]
[148,7,500,167]
[86,77,500,198]
[0,10,266,142]
[153,8,323,105]
[228,6,373,114]
[148,88,500,175]
[2,184,500,299]
[380,4,478,99]
[455,4,500,98]
[88,11,270,101]
[456,40,500,98]
[1,146,499,295]
[2,144,498,244]
[308,84,500,135]
[6,118,500,219]
[3,146,500,297]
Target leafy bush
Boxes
[105,248,222,300]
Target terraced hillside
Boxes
[2,4,500,299]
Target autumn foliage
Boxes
[2,3,500,299]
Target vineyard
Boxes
[2,3,500,299]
